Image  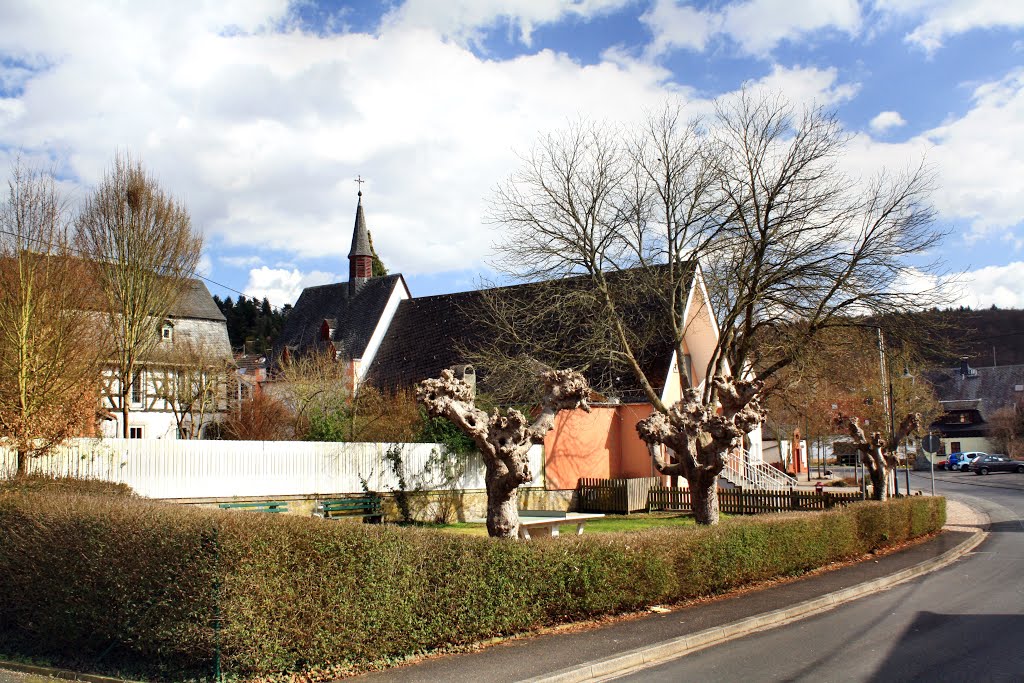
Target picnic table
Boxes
[516,510,605,540]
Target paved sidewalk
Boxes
[357,501,986,683]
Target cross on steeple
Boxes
[355,175,365,197]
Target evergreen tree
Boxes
[368,231,388,277]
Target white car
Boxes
[953,451,987,471]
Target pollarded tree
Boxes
[417,368,590,538]
[0,161,101,474]
[76,154,203,437]
[488,93,949,524]
[845,413,922,500]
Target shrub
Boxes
[0,493,944,680]
[0,491,213,678]
[0,474,135,498]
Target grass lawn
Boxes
[435,512,698,536]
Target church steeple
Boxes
[348,181,373,292]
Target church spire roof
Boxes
[348,190,372,259]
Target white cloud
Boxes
[875,0,1024,53]
[869,110,907,134]
[0,3,690,284]
[922,69,1024,235]
[197,253,213,278]
[381,0,630,48]
[641,0,720,55]
[842,68,1024,244]
[244,267,341,307]
[742,64,860,108]
[220,254,264,268]
[723,0,861,56]
[956,262,1024,309]
[643,0,861,58]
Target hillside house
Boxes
[925,359,1024,455]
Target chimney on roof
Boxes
[348,184,373,293]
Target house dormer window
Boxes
[161,322,173,342]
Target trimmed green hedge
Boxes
[0,491,944,680]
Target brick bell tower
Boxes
[348,181,373,293]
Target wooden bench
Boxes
[315,495,383,523]
[219,501,289,514]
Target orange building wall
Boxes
[544,403,664,490]
[616,404,660,479]
[544,407,618,489]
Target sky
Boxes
[2,0,1023,309]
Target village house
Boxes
[98,279,233,439]
[926,359,1024,455]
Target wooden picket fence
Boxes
[577,477,661,514]
[647,486,862,515]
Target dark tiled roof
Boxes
[365,290,481,391]
[366,264,695,402]
[235,354,267,372]
[169,280,226,321]
[925,363,1024,418]
[273,274,404,361]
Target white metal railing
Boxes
[722,451,798,490]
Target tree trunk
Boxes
[688,470,720,525]
[868,463,888,501]
[121,396,130,438]
[16,448,28,477]
[486,474,520,538]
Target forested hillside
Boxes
[213,295,288,354]
[911,308,1024,368]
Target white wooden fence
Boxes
[0,439,545,499]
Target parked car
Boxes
[948,451,986,471]
[970,455,1024,475]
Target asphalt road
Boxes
[616,469,1024,682]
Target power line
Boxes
[0,226,250,299]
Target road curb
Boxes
[0,660,140,683]
[522,528,988,683]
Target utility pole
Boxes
[878,327,900,497]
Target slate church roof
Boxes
[276,191,700,403]
[348,195,372,258]
[366,265,696,403]
[273,274,405,360]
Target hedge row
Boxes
[0,489,944,680]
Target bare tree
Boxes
[221,388,295,441]
[985,403,1024,460]
[488,94,949,524]
[150,340,231,439]
[766,327,940,481]
[417,368,590,538]
[0,161,101,474]
[76,154,203,437]
[271,349,352,439]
